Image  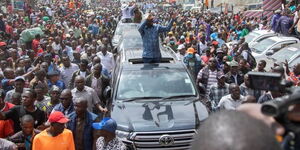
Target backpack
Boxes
[245,50,257,69]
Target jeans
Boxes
[143,57,161,63]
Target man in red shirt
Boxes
[32,34,41,56]
[5,22,13,36]
[0,89,14,138]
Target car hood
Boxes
[111,100,208,132]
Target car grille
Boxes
[131,129,196,150]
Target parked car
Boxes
[265,43,300,71]
[245,30,277,47]
[105,46,209,150]
[250,36,300,61]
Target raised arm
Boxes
[138,19,148,36]
[158,13,176,33]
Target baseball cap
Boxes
[230,61,239,67]
[0,42,6,46]
[216,48,224,53]
[212,41,219,46]
[48,111,69,123]
[180,36,185,40]
[93,117,117,133]
[49,85,61,92]
[14,76,25,82]
[217,72,225,79]
[186,48,196,54]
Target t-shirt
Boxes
[32,129,75,150]
[0,102,14,138]
[4,105,46,132]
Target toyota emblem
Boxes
[159,135,174,146]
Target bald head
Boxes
[192,111,281,150]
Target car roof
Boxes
[121,46,178,62]
[252,30,275,35]
[264,36,299,42]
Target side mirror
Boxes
[103,86,112,100]
[266,50,274,56]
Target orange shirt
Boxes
[32,129,75,150]
[0,102,14,138]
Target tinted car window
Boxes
[117,69,196,99]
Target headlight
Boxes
[115,130,130,140]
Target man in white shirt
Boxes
[121,2,136,22]
[218,83,244,110]
[59,56,79,89]
[97,46,115,73]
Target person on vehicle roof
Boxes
[138,13,177,63]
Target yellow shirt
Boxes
[32,129,75,150]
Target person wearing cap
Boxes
[176,44,186,61]
[32,111,75,150]
[5,76,29,103]
[93,117,126,150]
[138,12,177,63]
[225,61,244,86]
[270,9,282,32]
[0,89,46,132]
[215,48,225,69]
[275,9,293,36]
[43,85,61,115]
[47,70,65,90]
[67,98,97,150]
[208,72,230,111]
[164,32,177,45]
[184,47,202,79]
[217,83,244,110]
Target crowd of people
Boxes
[0,0,299,149]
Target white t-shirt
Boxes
[218,94,244,110]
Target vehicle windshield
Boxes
[272,46,300,63]
[116,69,196,100]
[252,38,276,54]
[245,32,260,43]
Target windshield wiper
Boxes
[160,95,197,101]
[123,96,163,102]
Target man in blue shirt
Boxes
[138,13,176,63]
[47,70,66,90]
[275,10,293,36]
